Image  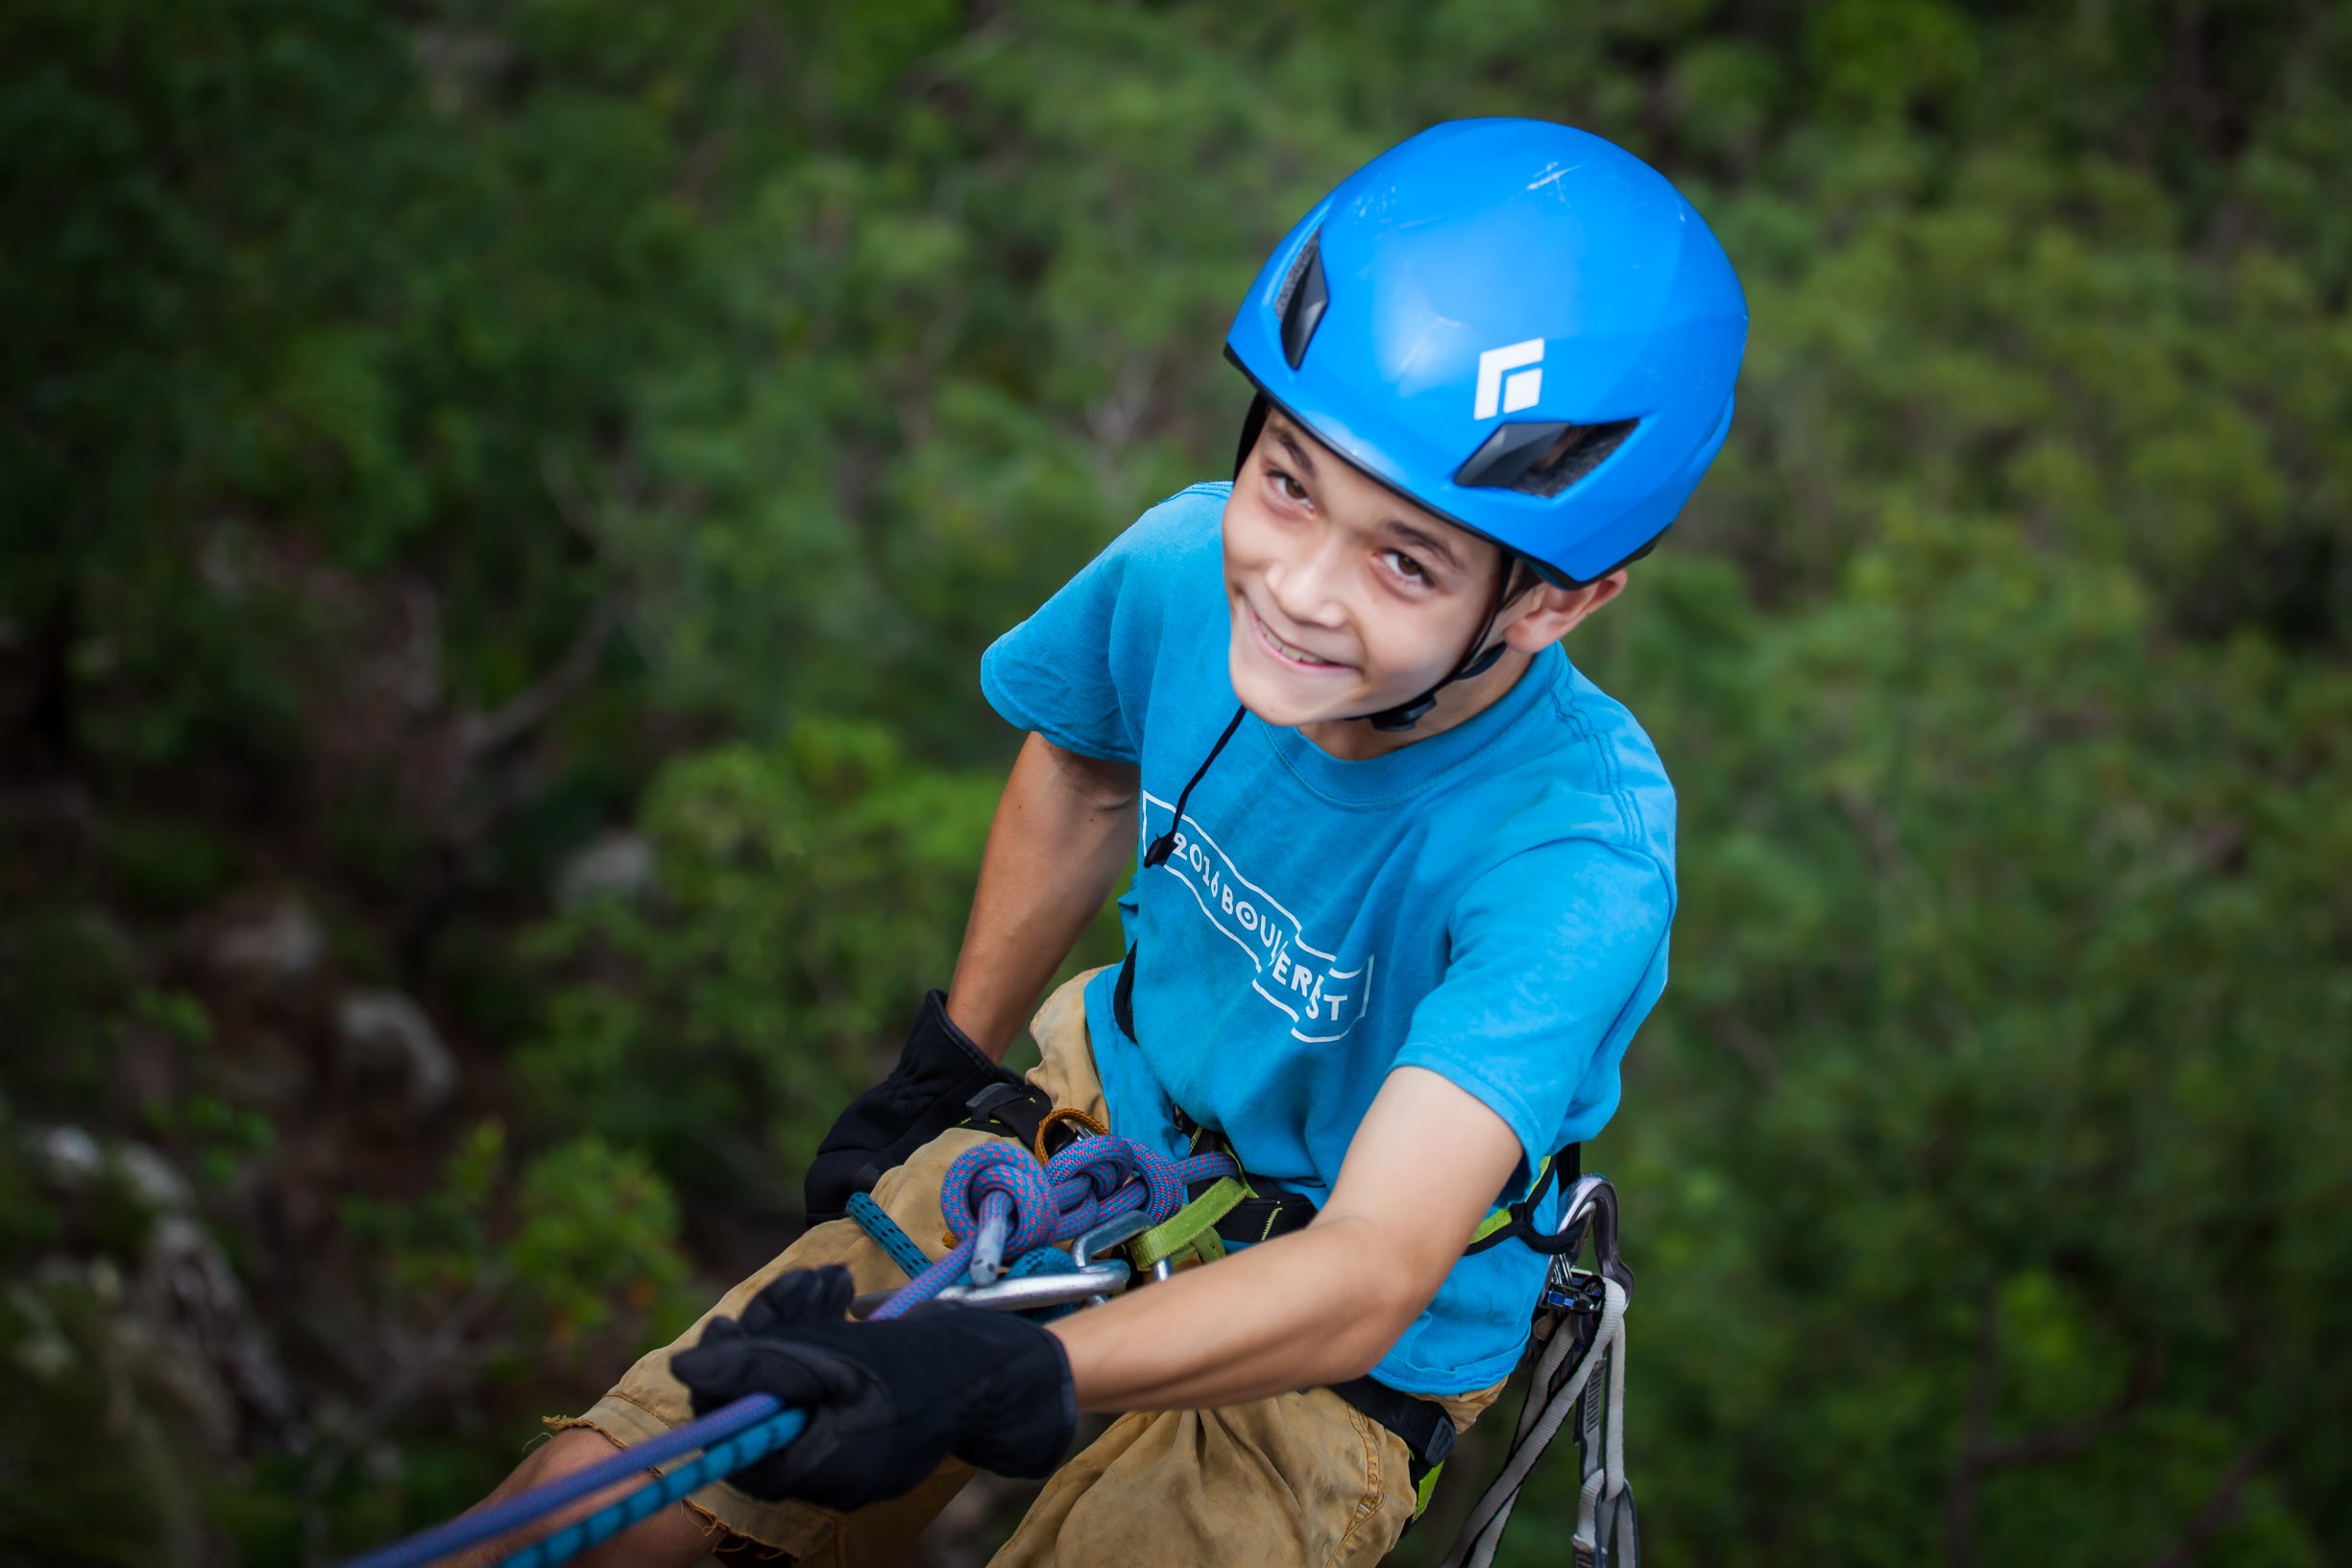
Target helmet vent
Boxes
[1273,230,1329,369]
[1456,419,1638,497]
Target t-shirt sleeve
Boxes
[979,488,1217,762]
[1393,839,1674,1194]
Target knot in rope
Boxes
[870,1130,1241,1320]
[1043,1132,1185,1229]
[938,1141,1059,1257]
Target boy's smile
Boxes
[1221,412,1627,759]
[1244,600,1352,674]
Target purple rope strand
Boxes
[334,1393,786,1568]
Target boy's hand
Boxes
[669,1266,1076,1508]
[803,991,1025,1223]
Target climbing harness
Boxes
[1122,964,1642,1553]
[1087,1087,1637,1556]
[339,1122,1639,1568]
[336,1128,1233,1568]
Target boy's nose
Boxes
[1264,540,1349,632]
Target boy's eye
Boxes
[1381,549,1430,584]
[1268,468,1310,505]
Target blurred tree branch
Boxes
[2143,1424,2294,1568]
[1946,1291,2166,1568]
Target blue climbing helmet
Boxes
[1225,118,1748,587]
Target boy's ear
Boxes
[1501,569,1628,650]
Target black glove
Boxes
[803,990,1028,1224]
[669,1266,1077,1510]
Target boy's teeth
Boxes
[1257,609,1333,664]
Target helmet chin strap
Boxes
[1355,563,1522,732]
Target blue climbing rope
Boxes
[496,1405,808,1568]
[846,1191,933,1278]
[336,1394,802,1568]
[338,1128,1235,1568]
[852,1189,1080,1297]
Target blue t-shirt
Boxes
[980,482,1676,1394]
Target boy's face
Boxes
[1221,412,1617,739]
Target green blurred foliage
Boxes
[520,721,1006,1210]
[2,0,2347,1563]
[344,1122,694,1346]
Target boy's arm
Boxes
[947,732,1141,1060]
[1048,1065,1525,1408]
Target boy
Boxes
[461,117,1745,1567]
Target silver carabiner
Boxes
[1073,1209,1155,1306]
[1552,1173,1634,1300]
[848,1209,1159,1319]
[936,1259,1132,1313]
[969,1207,1013,1286]
[848,1258,1133,1319]
[1071,1210,1153,1268]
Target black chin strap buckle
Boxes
[1368,693,1440,732]
[1363,639,1511,732]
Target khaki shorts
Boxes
[555,970,1502,1567]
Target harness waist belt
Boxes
[1198,1175,1317,1246]
[1328,1375,1456,1485]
